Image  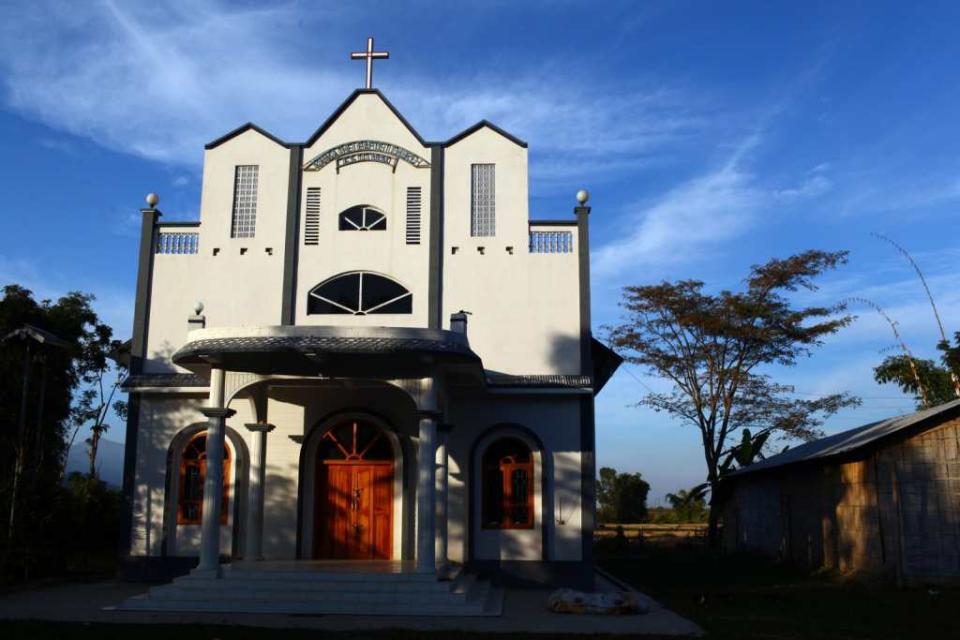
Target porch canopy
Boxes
[171,325,483,380]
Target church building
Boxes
[118,40,621,614]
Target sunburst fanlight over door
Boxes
[339,205,387,231]
[307,271,412,315]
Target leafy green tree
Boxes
[0,285,123,581]
[597,467,650,523]
[606,250,860,547]
[664,484,709,523]
[874,353,957,410]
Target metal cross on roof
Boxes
[350,37,389,89]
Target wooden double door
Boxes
[313,420,394,560]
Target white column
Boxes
[415,376,439,575]
[244,422,274,561]
[197,367,234,575]
[417,413,438,574]
[435,427,449,571]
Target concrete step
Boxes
[116,568,503,617]
[167,576,464,594]
[221,565,462,583]
[119,595,497,616]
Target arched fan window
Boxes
[339,205,387,231]
[307,272,412,315]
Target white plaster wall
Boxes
[295,93,433,327]
[442,127,582,375]
[129,394,254,557]
[259,389,304,559]
[259,382,420,560]
[444,391,584,563]
[144,128,291,373]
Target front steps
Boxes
[116,564,503,616]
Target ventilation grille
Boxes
[406,186,422,245]
[304,187,320,245]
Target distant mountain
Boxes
[65,437,124,488]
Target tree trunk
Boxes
[88,428,101,479]
[707,479,723,551]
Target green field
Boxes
[597,536,960,640]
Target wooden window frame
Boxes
[481,440,534,530]
[177,433,231,526]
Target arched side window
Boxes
[307,272,412,315]
[339,205,387,231]
[481,438,534,529]
[177,433,231,525]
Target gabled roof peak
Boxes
[204,122,291,150]
[444,120,527,149]
[304,88,427,147]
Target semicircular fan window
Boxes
[338,205,387,231]
[307,271,412,315]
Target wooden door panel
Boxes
[371,465,393,559]
[315,463,392,560]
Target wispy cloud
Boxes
[592,132,767,276]
[0,1,705,187]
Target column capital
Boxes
[245,422,276,433]
[200,407,236,419]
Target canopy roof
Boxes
[172,325,481,379]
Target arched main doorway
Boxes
[313,419,394,559]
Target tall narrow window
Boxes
[304,187,321,245]
[481,438,534,529]
[470,163,495,237]
[177,432,231,525]
[230,165,259,238]
[406,186,422,244]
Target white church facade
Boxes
[118,46,620,600]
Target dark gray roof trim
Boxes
[173,334,476,363]
[156,221,200,228]
[486,373,592,389]
[204,122,291,150]
[529,219,577,227]
[444,120,528,149]
[304,89,427,147]
[122,373,209,389]
[591,339,623,394]
[729,399,960,477]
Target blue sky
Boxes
[2,1,960,502]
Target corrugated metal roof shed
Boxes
[728,399,960,477]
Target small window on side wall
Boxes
[177,433,231,525]
[481,437,534,529]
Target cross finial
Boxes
[350,36,389,89]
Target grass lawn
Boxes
[597,537,960,640]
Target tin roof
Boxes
[728,399,960,476]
